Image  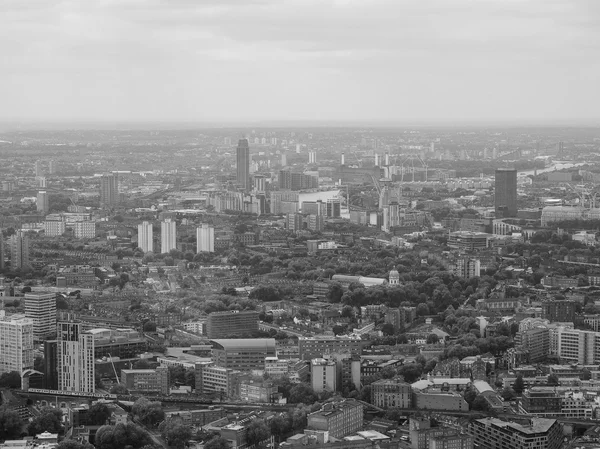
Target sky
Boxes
[1,0,599,124]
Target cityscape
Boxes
[1,1,600,449]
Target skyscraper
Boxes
[10,231,30,269]
[34,160,43,177]
[0,311,34,375]
[494,168,517,217]
[100,173,119,207]
[0,235,5,270]
[24,292,57,339]
[48,160,56,175]
[236,139,250,191]
[37,191,49,214]
[160,219,177,254]
[137,221,153,253]
[57,322,95,393]
[197,224,214,253]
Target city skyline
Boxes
[1,0,599,124]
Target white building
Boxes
[0,312,34,375]
[137,221,153,253]
[183,321,205,334]
[24,292,56,339]
[311,358,337,393]
[57,322,95,393]
[37,191,49,214]
[160,219,177,254]
[197,223,214,253]
[44,220,66,237]
[74,221,96,239]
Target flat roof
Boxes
[211,338,276,350]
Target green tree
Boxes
[132,398,165,427]
[143,321,157,332]
[426,334,440,344]
[289,384,317,404]
[513,375,525,394]
[95,423,153,449]
[57,440,94,449]
[270,414,291,440]
[326,283,344,303]
[159,417,192,449]
[204,437,231,449]
[245,419,270,447]
[88,403,111,425]
[0,407,23,440]
[110,384,129,395]
[501,387,516,401]
[0,371,22,388]
[381,323,395,336]
[28,407,62,435]
[464,389,477,406]
[471,395,490,411]
[547,374,559,386]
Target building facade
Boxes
[371,378,412,409]
[137,221,153,253]
[307,400,364,439]
[311,358,337,393]
[206,310,259,339]
[57,322,95,393]
[197,223,215,253]
[236,139,251,192]
[0,312,34,375]
[469,417,562,449]
[298,336,364,360]
[210,338,277,371]
[121,366,169,395]
[24,292,57,339]
[494,168,517,217]
[160,219,177,254]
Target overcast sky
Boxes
[1,0,599,124]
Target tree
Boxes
[57,440,94,449]
[95,423,154,449]
[547,374,559,386]
[143,321,157,332]
[332,324,346,336]
[204,437,231,449]
[326,283,344,303]
[132,398,165,427]
[501,387,516,401]
[464,389,477,406]
[28,407,62,435]
[471,395,490,411]
[582,368,592,381]
[133,359,152,369]
[110,384,129,395]
[270,414,291,440]
[381,323,395,336]
[88,403,111,425]
[159,418,192,449]
[513,375,525,394]
[245,419,270,447]
[289,383,317,404]
[426,334,440,344]
[0,407,23,440]
[0,371,22,388]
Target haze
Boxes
[1,0,599,124]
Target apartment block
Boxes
[0,312,34,375]
[469,417,562,449]
[311,358,337,393]
[206,310,259,339]
[307,400,363,438]
[24,292,57,339]
[239,379,278,403]
[211,338,276,371]
[57,322,95,393]
[371,378,412,409]
[298,336,364,360]
[195,363,240,399]
[121,366,169,395]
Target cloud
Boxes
[0,0,598,122]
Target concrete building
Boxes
[307,400,364,438]
[160,219,177,254]
[469,417,562,449]
[0,312,34,375]
[311,358,337,393]
[447,231,489,250]
[24,292,56,339]
[239,379,278,402]
[44,219,66,237]
[299,336,364,360]
[494,168,517,217]
[555,328,600,364]
[515,327,550,363]
[542,300,576,323]
[210,338,276,371]
[236,138,251,192]
[197,223,215,253]
[206,310,259,339]
[371,378,412,409]
[37,191,49,214]
[137,221,153,253]
[413,391,469,411]
[10,231,30,270]
[454,257,481,278]
[409,418,473,449]
[121,366,169,395]
[195,363,240,399]
[73,221,96,239]
[100,173,119,207]
[57,322,95,393]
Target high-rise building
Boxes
[253,175,266,193]
[206,311,259,339]
[137,221,153,253]
[236,139,251,191]
[0,236,4,270]
[34,160,43,177]
[494,168,517,217]
[36,176,47,188]
[0,311,34,375]
[197,224,214,253]
[57,322,95,393]
[43,340,58,390]
[327,198,341,218]
[48,160,56,175]
[37,191,49,214]
[24,292,57,339]
[542,300,576,323]
[44,219,66,237]
[307,214,324,232]
[99,173,119,207]
[454,257,481,278]
[74,221,96,239]
[10,231,30,270]
[160,219,177,254]
[286,213,304,233]
[311,358,337,393]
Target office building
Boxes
[99,173,119,207]
[43,340,58,390]
[197,223,215,253]
[0,237,4,270]
[326,198,341,218]
[308,150,317,164]
[410,419,473,449]
[57,322,95,393]
[454,257,481,278]
[195,363,241,399]
[160,219,177,254]
[0,312,34,375]
[542,300,576,323]
[206,310,259,339]
[307,400,364,438]
[311,358,337,393]
[469,417,562,449]
[236,139,251,191]
[270,191,299,215]
[239,379,278,403]
[137,221,153,253]
[307,214,324,232]
[73,221,96,239]
[253,175,266,193]
[210,338,276,371]
[494,168,517,217]
[10,231,30,270]
[555,328,600,364]
[37,191,49,214]
[302,200,326,216]
[371,378,412,409]
[121,366,169,395]
[286,213,304,233]
[36,176,47,188]
[44,219,66,237]
[515,327,550,363]
[299,336,364,360]
[24,292,56,339]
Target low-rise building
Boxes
[120,366,169,395]
[239,379,278,403]
[307,400,364,439]
[413,391,469,411]
[371,378,412,409]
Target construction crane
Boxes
[107,353,120,384]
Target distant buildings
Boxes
[469,417,562,449]
[197,223,215,253]
[236,139,251,192]
[371,378,412,409]
[210,338,276,371]
[206,310,259,339]
[160,219,177,254]
[453,257,481,278]
[10,231,30,269]
[307,400,363,438]
[24,292,56,339]
[0,312,34,375]
[44,219,66,237]
[137,221,153,253]
[100,173,119,207]
[73,221,96,239]
[121,366,169,395]
[311,358,337,393]
[195,363,240,398]
[494,168,517,217]
[542,300,576,323]
[298,336,364,360]
[37,190,49,214]
[57,322,95,393]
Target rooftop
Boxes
[475,417,557,434]
[210,338,276,350]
